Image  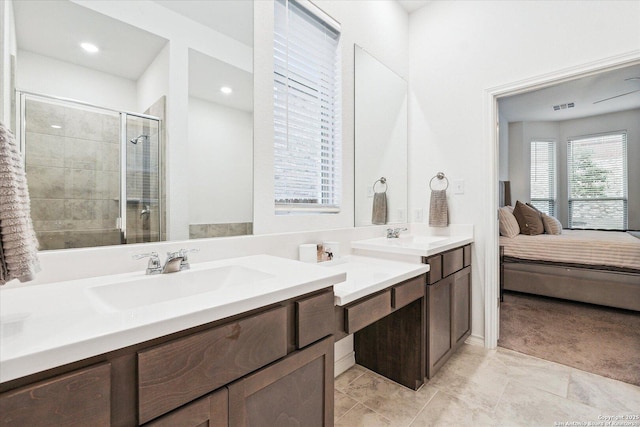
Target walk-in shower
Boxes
[18,92,163,250]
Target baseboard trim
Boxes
[334,351,355,377]
[465,334,485,347]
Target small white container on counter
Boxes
[299,244,318,263]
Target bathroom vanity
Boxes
[0,255,344,426]
[350,233,473,379]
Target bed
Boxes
[498,183,640,311]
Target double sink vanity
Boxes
[0,230,473,426]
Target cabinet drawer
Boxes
[442,247,464,277]
[138,306,288,424]
[345,290,392,333]
[297,289,334,348]
[145,388,228,427]
[0,363,111,427]
[392,275,425,309]
[463,245,471,267]
[424,254,442,284]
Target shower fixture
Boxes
[129,134,148,144]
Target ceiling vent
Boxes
[553,102,575,111]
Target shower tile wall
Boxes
[25,99,121,250]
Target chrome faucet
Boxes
[133,249,199,274]
[386,227,408,238]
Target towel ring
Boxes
[373,177,388,194]
[429,172,449,191]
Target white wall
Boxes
[0,0,17,128]
[137,43,170,114]
[16,50,138,111]
[253,0,409,235]
[188,96,253,224]
[409,0,640,341]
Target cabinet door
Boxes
[452,266,472,347]
[0,363,111,427]
[145,388,228,427]
[228,336,334,426]
[427,277,452,378]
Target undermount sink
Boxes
[367,235,448,246]
[88,265,274,311]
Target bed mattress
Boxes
[499,230,640,271]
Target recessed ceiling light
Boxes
[81,42,99,53]
[50,125,62,129]
[220,86,233,95]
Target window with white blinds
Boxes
[273,0,342,213]
[567,132,627,230]
[530,140,556,216]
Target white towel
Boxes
[0,122,39,285]
[429,189,448,227]
[372,192,387,225]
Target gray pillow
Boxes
[513,201,544,236]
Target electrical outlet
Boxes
[453,179,464,194]
[414,208,424,222]
[367,186,374,198]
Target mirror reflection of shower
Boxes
[129,134,149,145]
[19,92,163,250]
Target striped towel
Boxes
[429,189,448,227]
[0,122,39,285]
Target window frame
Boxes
[273,0,342,215]
[529,139,556,217]
[567,131,628,230]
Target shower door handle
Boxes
[140,205,151,218]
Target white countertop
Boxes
[320,256,430,306]
[0,255,345,384]
[351,234,473,257]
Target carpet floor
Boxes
[498,291,640,386]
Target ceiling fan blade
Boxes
[593,89,640,104]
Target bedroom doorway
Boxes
[485,52,640,388]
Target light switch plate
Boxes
[453,179,464,194]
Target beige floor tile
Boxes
[496,347,572,397]
[409,390,498,427]
[494,380,603,426]
[341,371,438,426]
[335,403,392,427]
[568,369,640,414]
[335,365,367,390]
[334,389,358,420]
[426,355,510,411]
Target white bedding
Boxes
[500,230,640,271]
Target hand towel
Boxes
[429,189,448,227]
[372,191,387,225]
[0,122,40,285]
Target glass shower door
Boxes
[123,114,161,244]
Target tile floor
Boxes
[335,344,640,426]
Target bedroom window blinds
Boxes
[568,132,627,230]
[530,140,556,216]
[273,0,342,214]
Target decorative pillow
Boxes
[541,213,562,235]
[498,206,520,238]
[512,200,544,235]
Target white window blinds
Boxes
[274,0,341,213]
[530,140,556,216]
[567,132,627,230]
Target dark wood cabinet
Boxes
[337,275,426,390]
[0,363,111,426]
[424,245,472,378]
[228,336,334,426]
[0,288,334,427]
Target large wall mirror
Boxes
[354,45,408,226]
[10,0,254,249]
